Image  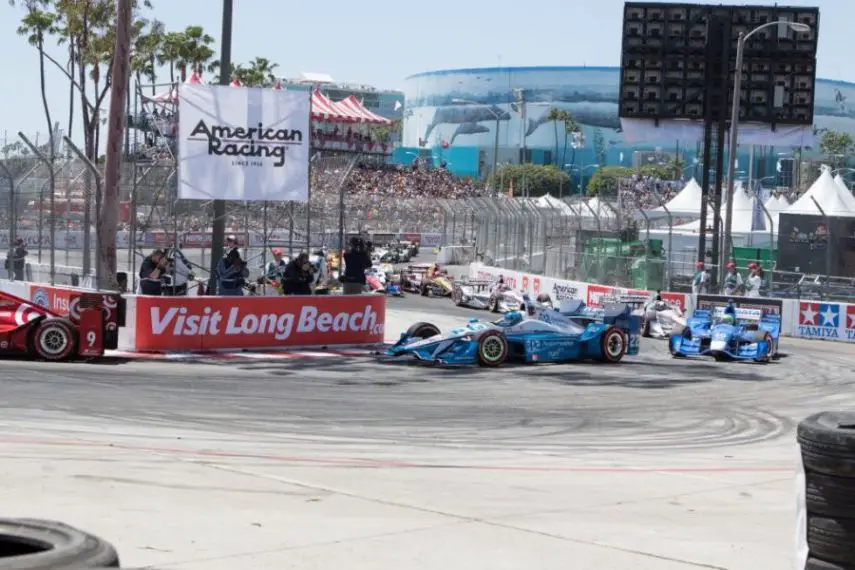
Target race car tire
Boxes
[806,471,855,518]
[452,289,463,306]
[488,295,498,313]
[0,518,120,568]
[476,331,508,367]
[31,319,77,361]
[806,557,855,570]
[754,332,773,363]
[807,516,855,566]
[599,327,626,363]
[406,322,440,340]
[798,412,855,478]
[420,284,429,297]
[641,316,651,338]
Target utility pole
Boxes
[100,0,132,290]
[207,0,234,294]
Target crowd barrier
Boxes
[0,280,387,353]
[468,263,855,345]
[0,230,444,250]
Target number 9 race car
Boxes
[0,290,111,361]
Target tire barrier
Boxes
[0,518,119,569]
[798,412,855,570]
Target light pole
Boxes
[722,19,810,267]
[569,164,600,196]
[452,98,500,184]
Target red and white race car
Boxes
[0,290,111,361]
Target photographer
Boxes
[216,248,249,296]
[282,252,314,295]
[162,247,193,296]
[342,237,372,295]
[139,248,168,295]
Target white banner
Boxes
[177,84,310,202]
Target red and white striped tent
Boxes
[310,89,342,122]
[337,96,392,125]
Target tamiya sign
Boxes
[846,305,855,341]
[797,302,840,339]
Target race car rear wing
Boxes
[455,279,493,290]
[602,293,649,307]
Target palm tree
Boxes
[207,59,235,81]
[547,107,564,166]
[176,25,215,81]
[131,18,163,93]
[16,3,58,156]
[561,114,581,168]
[247,57,279,86]
[158,31,183,82]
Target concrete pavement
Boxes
[1,295,852,569]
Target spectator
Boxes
[342,238,371,295]
[722,262,744,296]
[139,248,167,295]
[5,237,27,281]
[263,248,288,287]
[691,261,710,295]
[217,248,249,296]
[282,252,314,295]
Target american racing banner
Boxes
[177,84,310,202]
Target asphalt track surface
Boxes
[3,292,853,454]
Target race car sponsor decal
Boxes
[31,288,50,310]
[532,277,541,295]
[135,295,386,351]
[798,302,840,339]
[847,305,855,341]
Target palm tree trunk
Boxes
[67,43,75,148]
[553,121,559,166]
[100,0,132,289]
[561,130,569,169]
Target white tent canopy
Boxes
[787,169,855,217]
[674,187,759,233]
[639,178,713,221]
[582,197,617,220]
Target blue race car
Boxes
[669,303,781,363]
[385,299,641,367]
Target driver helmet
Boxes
[721,313,735,325]
[654,300,667,311]
[504,311,523,326]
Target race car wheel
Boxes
[452,289,463,306]
[406,322,440,340]
[420,283,430,297]
[0,518,120,568]
[476,331,508,367]
[599,327,626,363]
[641,316,651,338]
[32,319,77,361]
[488,295,498,313]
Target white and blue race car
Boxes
[385,298,642,367]
[669,302,781,362]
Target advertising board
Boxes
[794,301,855,342]
[134,294,386,351]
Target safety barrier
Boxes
[0,280,386,353]
[468,263,855,345]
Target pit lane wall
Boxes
[467,263,855,344]
[0,280,387,352]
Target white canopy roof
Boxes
[643,178,705,220]
[674,187,759,233]
[787,169,855,217]
[582,197,616,219]
[534,194,577,216]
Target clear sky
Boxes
[1,0,852,148]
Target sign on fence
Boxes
[177,84,311,202]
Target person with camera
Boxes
[216,247,250,296]
[139,248,168,295]
[281,252,315,295]
[162,247,193,296]
[342,237,372,295]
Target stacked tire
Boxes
[798,412,855,570]
[0,519,119,569]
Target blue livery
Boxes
[669,303,781,363]
[385,298,641,367]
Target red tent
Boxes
[311,89,343,122]
[337,96,391,125]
